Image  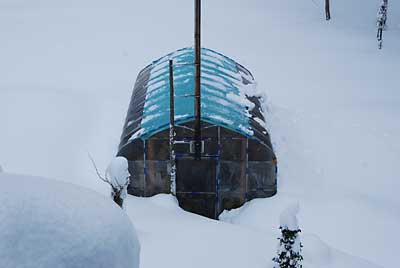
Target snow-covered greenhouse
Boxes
[118,47,277,219]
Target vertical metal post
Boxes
[143,140,147,197]
[245,138,249,200]
[215,126,221,219]
[383,0,388,29]
[169,60,176,195]
[194,0,202,160]
[325,0,331,20]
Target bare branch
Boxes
[87,152,111,185]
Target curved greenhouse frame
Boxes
[118,47,277,219]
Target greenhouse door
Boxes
[175,158,217,219]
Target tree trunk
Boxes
[113,193,124,208]
[325,0,331,20]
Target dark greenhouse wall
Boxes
[118,121,277,219]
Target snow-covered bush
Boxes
[0,172,140,268]
[105,156,130,207]
[273,203,303,268]
[91,155,130,208]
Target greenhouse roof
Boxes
[120,47,268,146]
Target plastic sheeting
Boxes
[119,47,268,149]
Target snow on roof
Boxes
[122,47,268,143]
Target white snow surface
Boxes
[0,172,140,268]
[126,194,378,268]
[279,202,300,230]
[106,156,130,199]
[0,0,399,267]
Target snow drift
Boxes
[0,173,140,268]
[125,194,379,268]
[0,0,399,267]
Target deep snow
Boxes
[0,0,399,267]
[0,172,140,268]
[125,194,378,268]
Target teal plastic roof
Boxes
[127,47,265,141]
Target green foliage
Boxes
[272,226,303,268]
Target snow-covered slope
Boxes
[0,172,140,268]
[0,0,399,267]
[125,194,378,268]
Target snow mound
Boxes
[220,196,381,268]
[0,173,140,268]
[106,156,130,200]
[106,156,130,186]
[126,194,379,268]
[301,234,379,268]
[147,193,180,210]
[279,202,300,230]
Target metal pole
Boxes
[325,0,331,20]
[245,138,249,198]
[194,0,202,160]
[215,126,221,219]
[169,60,176,195]
[143,140,147,197]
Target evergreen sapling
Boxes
[272,203,303,268]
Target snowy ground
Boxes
[126,194,378,268]
[0,173,140,268]
[1,0,399,267]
